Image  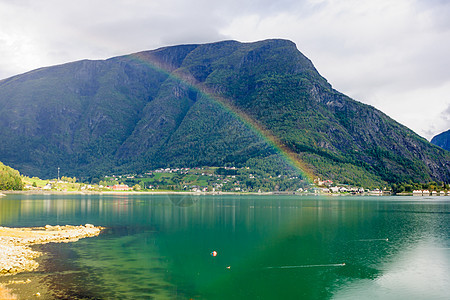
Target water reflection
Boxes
[0,194,448,299]
[334,239,450,299]
[166,193,200,207]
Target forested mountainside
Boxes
[0,39,448,185]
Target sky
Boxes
[0,0,449,140]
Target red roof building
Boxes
[112,184,131,191]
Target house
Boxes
[315,178,334,186]
[323,180,333,186]
[339,187,348,193]
[330,186,340,193]
[112,184,131,191]
[370,189,382,195]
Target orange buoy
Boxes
[211,251,217,257]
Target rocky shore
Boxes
[0,224,103,276]
[0,224,103,298]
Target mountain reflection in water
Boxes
[0,194,448,299]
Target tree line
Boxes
[0,161,23,190]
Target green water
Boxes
[0,194,449,299]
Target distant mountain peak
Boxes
[431,129,450,151]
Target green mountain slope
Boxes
[431,130,450,151]
[0,39,448,185]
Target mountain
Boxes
[0,39,449,185]
[431,130,450,151]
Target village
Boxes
[100,167,361,194]
[19,166,449,196]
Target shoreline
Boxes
[0,225,103,275]
[1,190,250,195]
[1,190,390,196]
[3,190,449,197]
[0,224,103,299]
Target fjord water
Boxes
[0,194,449,299]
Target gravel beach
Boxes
[0,224,103,298]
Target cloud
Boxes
[428,103,450,138]
[371,81,450,139]
[0,0,230,78]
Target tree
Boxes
[0,161,23,190]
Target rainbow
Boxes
[127,51,316,183]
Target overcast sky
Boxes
[0,0,449,139]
